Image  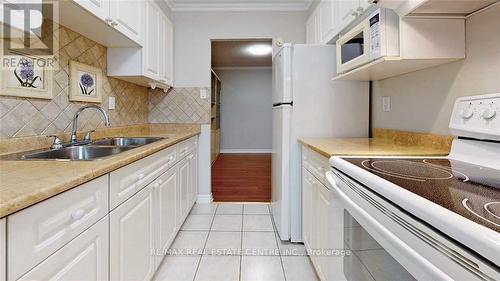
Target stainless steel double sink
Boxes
[4,137,165,161]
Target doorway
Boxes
[210,39,273,202]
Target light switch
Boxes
[108,96,116,110]
[200,88,207,99]
[382,96,391,112]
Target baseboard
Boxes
[197,193,213,204]
[220,149,272,154]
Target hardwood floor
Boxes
[211,153,271,202]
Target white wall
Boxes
[173,11,306,87]
[217,69,273,152]
[372,4,500,135]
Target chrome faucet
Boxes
[70,105,110,144]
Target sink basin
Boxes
[22,146,135,161]
[91,137,165,147]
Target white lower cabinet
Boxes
[302,146,332,281]
[110,185,156,281]
[17,217,109,281]
[188,151,198,207]
[4,135,199,281]
[154,166,178,267]
[0,218,5,281]
[178,158,190,226]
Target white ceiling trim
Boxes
[165,0,313,11]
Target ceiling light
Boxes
[247,45,272,56]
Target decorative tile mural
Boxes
[0,22,148,138]
[148,87,211,124]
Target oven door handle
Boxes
[326,171,451,281]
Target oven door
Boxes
[326,170,498,281]
[336,20,371,74]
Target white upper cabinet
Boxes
[109,0,143,45]
[144,0,161,79]
[308,0,374,45]
[306,7,320,44]
[159,15,174,86]
[74,0,110,20]
[107,0,174,90]
[58,0,141,47]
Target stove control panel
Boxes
[449,93,500,141]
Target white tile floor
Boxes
[154,203,319,281]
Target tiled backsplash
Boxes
[0,22,148,139]
[148,87,210,124]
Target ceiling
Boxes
[211,39,272,68]
[165,0,313,11]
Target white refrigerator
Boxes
[271,44,369,242]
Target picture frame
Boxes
[0,54,54,99]
[69,60,103,103]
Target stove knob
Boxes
[460,108,474,119]
[481,108,496,120]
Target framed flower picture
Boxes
[69,60,103,103]
[0,55,54,99]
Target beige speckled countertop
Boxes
[0,124,200,218]
[299,128,453,158]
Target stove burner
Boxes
[484,202,500,221]
[462,199,500,228]
[361,160,456,182]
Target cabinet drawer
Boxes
[110,147,176,209]
[302,147,330,186]
[8,175,108,281]
[17,216,109,281]
[176,136,197,160]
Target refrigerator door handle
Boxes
[273,102,293,107]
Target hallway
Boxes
[211,154,271,202]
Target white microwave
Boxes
[336,8,400,74]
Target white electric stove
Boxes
[326,94,499,281]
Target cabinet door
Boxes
[0,218,5,281]
[316,183,331,281]
[306,8,320,44]
[306,13,316,44]
[74,0,110,21]
[17,217,109,281]
[110,186,156,281]
[188,151,198,206]
[301,169,314,250]
[319,0,335,44]
[109,0,142,44]
[337,0,358,33]
[178,158,190,222]
[155,167,177,268]
[144,0,160,79]
[159,14,174,85]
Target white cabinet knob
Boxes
[137,173,145,180]
[111,20,118,27]
[481,108,496,120]
[158,179,163,185]
[460,108,473,119]
[71,209,85,221]
[153,182,160,189]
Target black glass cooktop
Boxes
[343,158,500,233]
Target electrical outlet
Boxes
[200,88,207,99]
[382,96,391,112]
[108,96,116,110]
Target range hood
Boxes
[375,0,499,17]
